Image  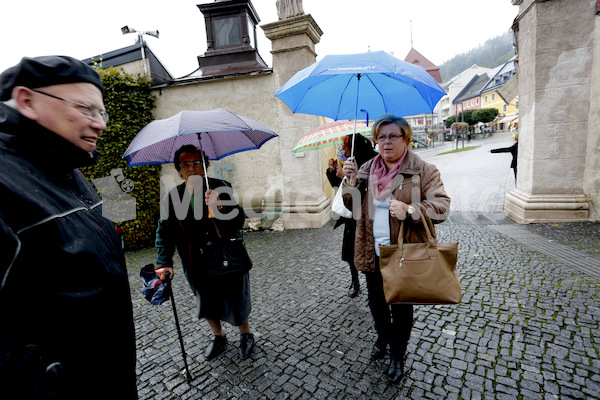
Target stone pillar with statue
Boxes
[262,7,331,229]
[276,0,304,20]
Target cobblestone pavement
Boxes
[125,132,600,399]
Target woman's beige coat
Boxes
[343,150,451,272]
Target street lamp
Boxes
[121,26,159,75]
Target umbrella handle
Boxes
[197,132,216,219]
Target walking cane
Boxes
[165,271,193,382]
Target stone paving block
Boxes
[123,133,600,399]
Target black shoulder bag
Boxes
[199,219,253,277]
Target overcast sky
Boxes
[1,0,518,79]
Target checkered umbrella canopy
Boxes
[123,109,277,166]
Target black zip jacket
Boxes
[0,103,137,399]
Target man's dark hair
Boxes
[173,145,210,171]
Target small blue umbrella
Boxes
[140,263,169,305]
[275,50,446,121]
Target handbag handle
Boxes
[398,216,437,251]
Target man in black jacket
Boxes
[0,56,137,399]
[490,134,518,183]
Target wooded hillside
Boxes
[439,32,515,82]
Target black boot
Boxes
[370,337,387,359]
[387,357,404,383]
[239,333,255,360]
[347,263,360,298]
[204,334,227,360]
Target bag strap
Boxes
[211,218,222,239]
[398,217,436,249]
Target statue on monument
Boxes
[276,0,304,20]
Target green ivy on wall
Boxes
[80,67,160,250]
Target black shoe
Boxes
[387,357,404,383]
[204,335,227,360]
[370,339,387,359]
[239,333,255,360]
[347,282,359,298]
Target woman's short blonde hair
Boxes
[371,114,413,146]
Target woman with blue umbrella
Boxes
[342,114,451,383]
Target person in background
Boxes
[489,133,518,183]
[0,56,137,399]
[326,134,376,297]
[154,145,255,361]
[342,114,450,383]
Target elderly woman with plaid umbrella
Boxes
[154,145,255,361]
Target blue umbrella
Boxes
[275,51,446,121]
[140,263,169,305]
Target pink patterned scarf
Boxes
[369,149,408,200]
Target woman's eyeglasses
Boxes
[376,134,404,143]
[32,89,109,124]
[180,161,203,168]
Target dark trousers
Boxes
[348,260,359,286]
[364,258,413,358]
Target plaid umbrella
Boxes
[123,109,277,166]
[123,108,277,190]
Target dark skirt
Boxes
[194,271,251,326]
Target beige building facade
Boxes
[505,0,600,222]
[109,5,330,230]
[100,0,600,228]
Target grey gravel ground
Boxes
[125,132,600,399]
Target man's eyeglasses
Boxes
[32,89,109,124]
[180,161,203,168]
[376,134,404,143]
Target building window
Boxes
[467,100,470,107]
[516,100,519,109]
[213,16,241,48]
[476,98,479,105]
[503,104,507,112]
[484,95,488,103]
[492,93,495,101]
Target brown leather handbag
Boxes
[379,220,460,305]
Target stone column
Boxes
[262,14,331,229]
[504,0,595,222]
[584,6,600,220]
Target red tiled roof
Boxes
[404,48,442,83]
